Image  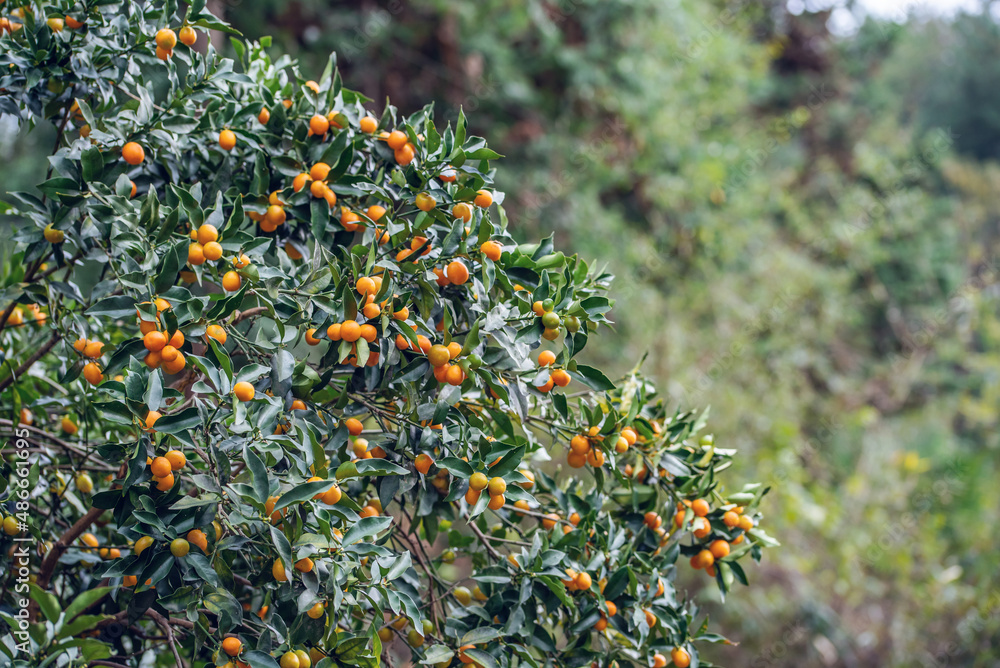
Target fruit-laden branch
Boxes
[0,332,62,392]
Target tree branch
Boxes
[232,306,268,323]
[0,332,62,392]
[146,609,186,667]
[36,505,104,590]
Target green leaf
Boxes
[461,627,503,645]
[29,583,61,622]
[420,646,455,665]
[274,480,334,512]
[242,651,281,668]
[573,364,616,391]
[64,586,114,621]
[463,648,497,668]
[94,401,134,426]
[86,296,137,318]
[150,407,202,434]
[57,614,107,640]
[81,147,104,182]
[187,553,222,587]
[438,457,474,477]
[245,446,269,503]
[355,459,408,477]
[488,446,525,478]
[342,515,393,545]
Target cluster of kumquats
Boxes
[186,222,250,293]
[151,24,198,60]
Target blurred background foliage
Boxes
[4,0,1000,665]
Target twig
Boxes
[464,514,501,560]
[0,332,62,392]
[36,506,104,590]
[146,609,186,667]
[232,306,268,324]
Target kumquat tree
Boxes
[0,2,777,667]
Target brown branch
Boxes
[231,306,268,324]
[0,332,62,393]
[36,506,104,590]
[146,609,186,667]
[463,514,501,560]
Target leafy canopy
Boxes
[0,2,774,667]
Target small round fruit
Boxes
[222,271,241,292]
[469,472,489,491]
[359,116,378,133]
[415,453,433,475]
[221,637,243,657]
[134,536,154,555]
[310,114,330,136]
[446,260,469,285]
[82,362,103,385]
[233,381,255,402]
[487,477,506,496]
[43,224,65,243]
[179,25,196,46]
[155,28,177,50]
[480,240,502,261]
[144,330,167,352]
[203,241,223,261]
[206,324,227,345]
[165,450,186,470]
[219,129,236,151]
[691,499,710,517]
[387,130,408,150]
[122,141,145,165]
[3,515,21,536]
[75,473,94,493]
[709,539,730,559]
[415,192,436,211]
[187,529,208,552]
[169,538,189,557]
[671,648,691,668]
[474,190,493,207]
[453,586,472,606]
[150,457,172,478]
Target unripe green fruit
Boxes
[541,311,561,329]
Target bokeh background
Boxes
[3,0,1000,665]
